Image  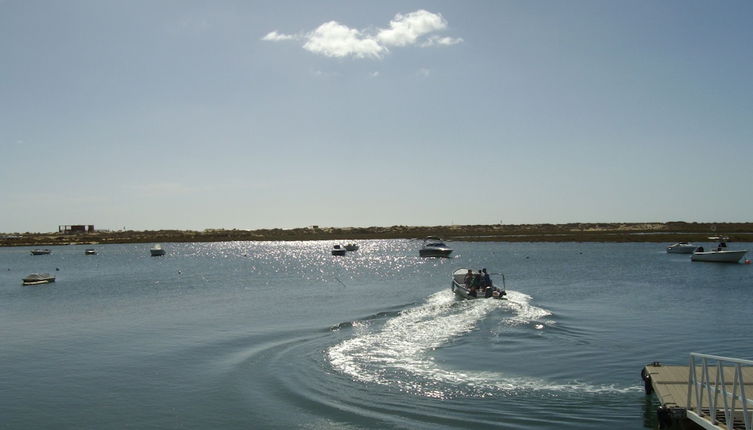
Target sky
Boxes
[1,0,752,233]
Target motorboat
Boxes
[691,237,748,263]
[31,249,51,255]
[150,244,166,256]
[84,248,97,255]
[419,237,453,258]
[331,245,346,256]
[344,243,359,251]
[22,273,56,286]
[450,268,506,300]
[691,250,748,263]
[666,242,696,254]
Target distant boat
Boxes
[22,273,55,286]
[419,237,453,258]
[691,237,747,263]
[84,248,97,255]
[344,243,359,251]
[150,244,166,256]
[666,242,696,254]
[331,245,346,256]
[31,249,51,255]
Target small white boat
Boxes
[22,273,56,286]
[31,249,52,255]
[691,250,748,263]
[419,237,453,258]
[84,248,97,255]
[666,242,696,254]
[691,237,747,263]
[344,243,359,251]
[331,245,346,256]
[150,244,166,256]
[450,268,507,300]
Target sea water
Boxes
[1,240,752,429]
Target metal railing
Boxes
[687,353,753,430]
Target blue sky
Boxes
[2,1,752,232]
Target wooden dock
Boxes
[643,359,753,430]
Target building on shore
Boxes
[59,225,95,234]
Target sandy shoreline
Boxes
[2,222,753,247]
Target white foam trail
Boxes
[499,290,553,327]
[328,290,637,397]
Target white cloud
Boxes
[376,10,447,47]
[422,35,464,47]
[263,10,461,59]
[303,21,386,59]
[262,30,297,41]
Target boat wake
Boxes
[328,290,636,399]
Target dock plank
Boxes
[644,363,753,429]
[644,357,753,430]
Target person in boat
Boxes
[463,270,474,288]
[481,268,492,288]
[469,272,482,296]
[477,269,490,297]
[477,269,487,288]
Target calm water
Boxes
[1,240,752,429]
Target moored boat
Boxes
[691,250,747,263]
[344,243,359,251]
[691,237,747,263]
[450,268,507,300]
[85,248,97,255]
[150,244,166,256]
[666,242,696,254]
[331,245,346,256]
[419,237,453,258]
[31,249,51,255]
[22,273,56,286]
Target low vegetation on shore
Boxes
[2,222,752,247]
